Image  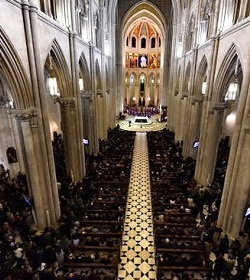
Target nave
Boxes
[118,132,156,280]
[1,126,250,280]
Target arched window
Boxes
[130,74,135,85]
[151,37,156,48]
[132,37,136,48]
[126,37,129,46]
[158,37,161,47]
[141,38,146,48]
[140,74,145,92]
[224,81,239,101]
[7,147,18,164]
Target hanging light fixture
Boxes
[48,77,60,102]
[202,80,207,95]
[225,58,239,101]
[79,78,84,91]
[47,51,60,102]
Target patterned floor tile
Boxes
[118,132,156,280]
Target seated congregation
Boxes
[0,126,249,280]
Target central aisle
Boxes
[118,132,156,280]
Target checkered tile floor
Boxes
[118,132,156,280]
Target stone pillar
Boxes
[217,127,250,237]
[176,94,188,143]
[97,93,105,140]
[68,28,85,180]
[229,130,250,236]
[183,98,203,158]
[89,97,98,154]
[89,44,99,154]
[59,98,80,181]
[15,110,57,228]
[217,70,250,236]
[22,0,60,224]
[195,103,226,186]
[82,94,92,155]
[180,95,188,142]
[174,95,182,141]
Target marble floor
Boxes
[118,115,167,132]
[118,132,157,280]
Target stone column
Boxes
[96,92,109,142]
[195,103,226,186]
[82,94,92,155]
[22,0,60,223]
[217,70,250,235]
[89,44,99,154]
[68,25,85,179]
[176,94,188,143]
[174,95,182,142]
[217,127,250,237]
[183,98,203,158]
[59,98,79,181]
[89,97,98,154]
[228,129,250,237]
[15,111,56,228]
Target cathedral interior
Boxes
[0,0,250,279]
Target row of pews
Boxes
[147,129,212,279]
[62,129,136,279]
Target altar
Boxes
[132,116,152,125]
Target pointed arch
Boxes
[195,55,208,96]
[44,39,71,98]
[125,71,130,84]
[79,52,91,93]
[214,44,243,102]
[0,27,32,109]
[139,72,147,82]
[148,72,156,85]
[129,72,137,86]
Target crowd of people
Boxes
[123,105,160,118]
[0,126,249,279]
[148,129,250,280]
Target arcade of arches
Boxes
[0,0,250,248]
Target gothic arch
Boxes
[195,55,208,97]
[44,39,71,98]
[79,52,91,93]
[148,72,156,85]
[121,2,167,45]
[214,44,243,102]
[0,27,32,109]
[130,72,137,85]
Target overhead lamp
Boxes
[79,78,84,91]
[48,77,60,102]
[202,81,207,95]
[225,80,238,101]
[225,58,239,101]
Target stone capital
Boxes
[58,98,76,107]
[208,102,228,112]
[13,109,37,121]
[191,95,204,105]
